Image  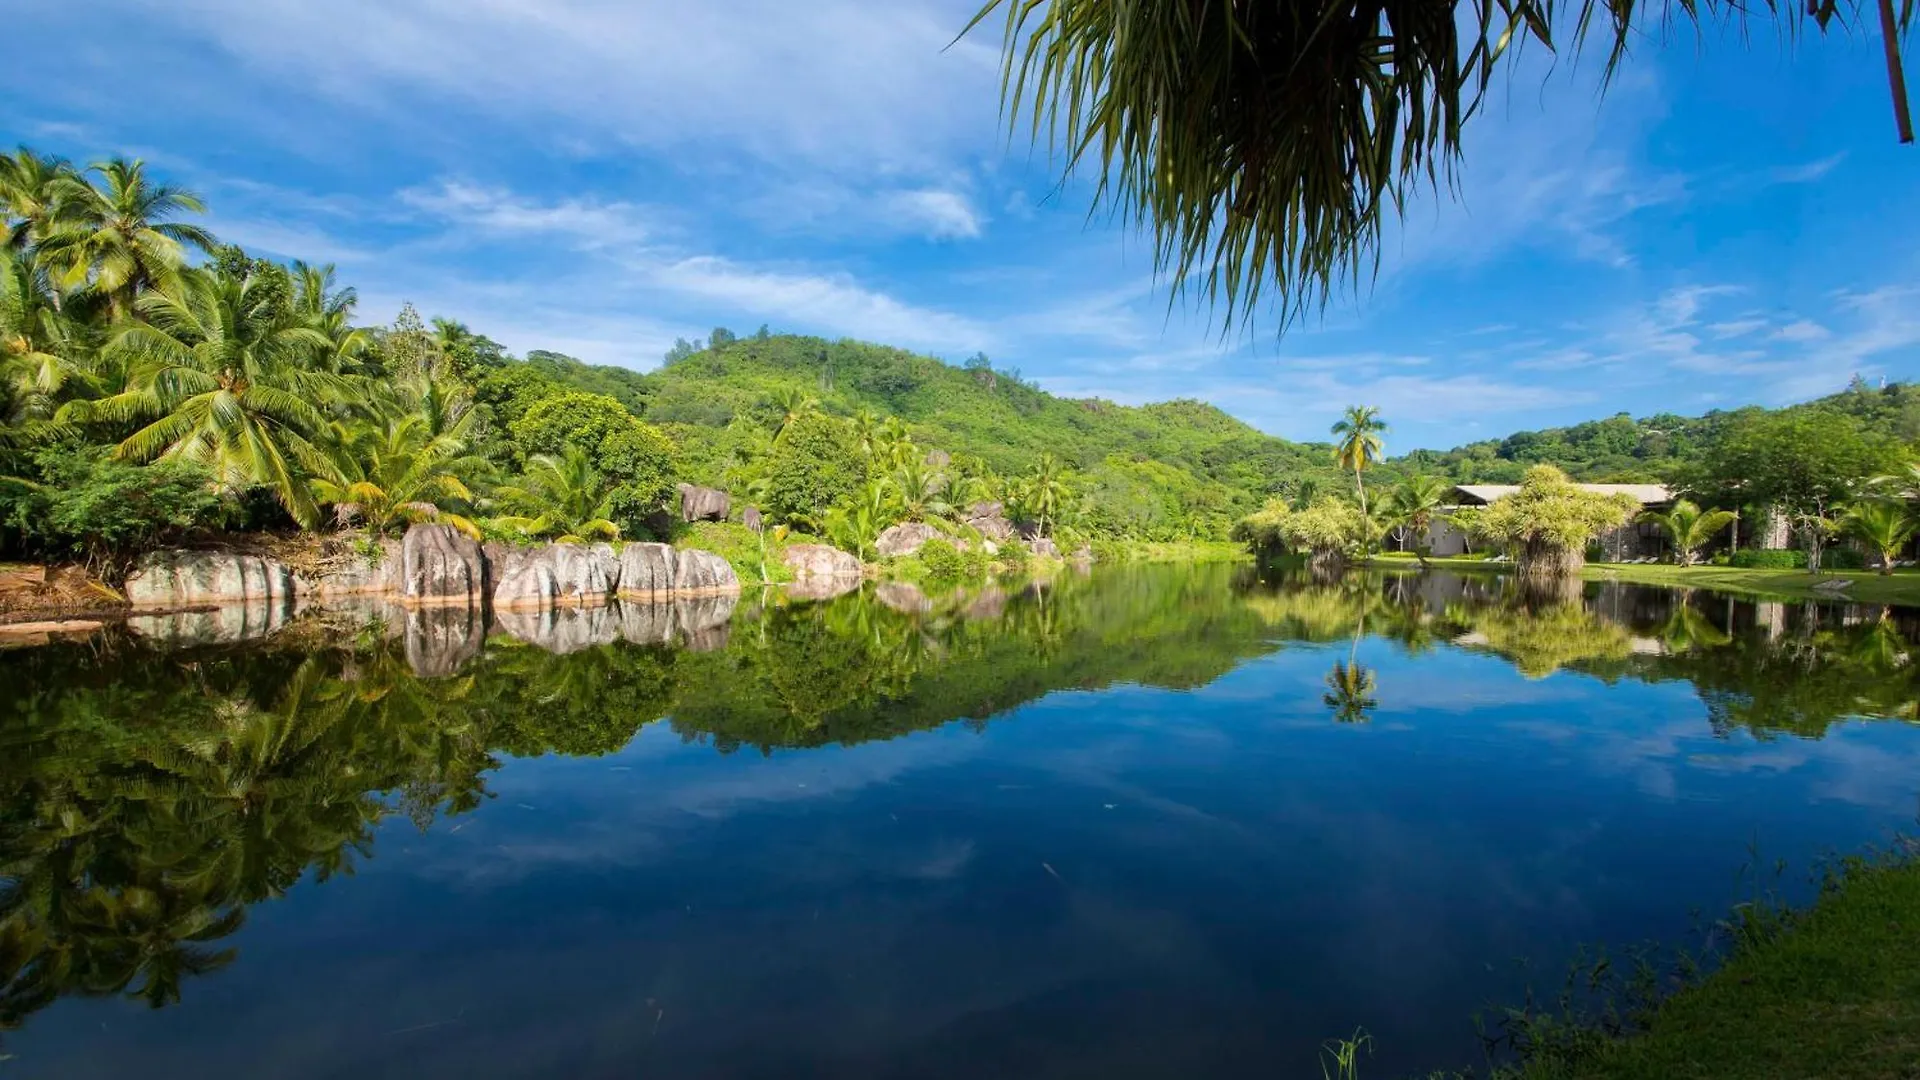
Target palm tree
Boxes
[491,446,620,542]
[849,408,883,459]
[0,247,95,424]
[1385,473,1450,564]
[876,415,915,468]
[967,1,1913,334]
[1017,453,1072,537]
[889,456,953,522]
[39,158,216,318]
[769,387,819,443]
[0,148,76,252]
[290,262,372,374]
[1288,477,1320,512]
[58,266,341,526]
[1840,499,1918,574]
[313,410,486,537]
[1638,499,1739,565]
[1330,406,1386,518]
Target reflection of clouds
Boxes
[414,725,990,887]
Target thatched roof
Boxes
[1453,484,1672,506]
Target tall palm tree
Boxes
[491,446,620,542]
[0,247,95,424]
[57,266,341,526]
[1330,406,1386,518]
[0,148,76,252]
[1385,473,1450,564]
[39,158,216,318]
[1840,499,1918,574]
[967,1,1913,335]
[1638,499,1739,565]
[849,408,883,459]
[1018,453,1072,538]
[290,262,372,374]
[889,456,953,522]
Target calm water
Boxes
[3,565,1918,1078]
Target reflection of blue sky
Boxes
[19,639,1920,1080]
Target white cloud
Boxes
[1769,153,1845,184]
[883,188,986,240]
[651,255,989,351]
[401,181,653,247]
[1770,319,1830,343]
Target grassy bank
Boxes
[1091,539,1250,564]
[1498,853,1920,1080]
[1365,552,1920,605]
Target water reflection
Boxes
[1,565,1917,1069]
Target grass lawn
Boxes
[1364,552,1920,605]
[1510,856,1920,1080]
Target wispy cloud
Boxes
[401,181,654,247]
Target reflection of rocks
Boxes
[784,575,861,602]
[876,522,942,558]
[125,551,294,611]
[128,600,293,646]
[400,525,487,608]
[403,603,488,677]
[875,581,932,615]
[785,544,863,582]
[675,595,737,652]
[494,604,620,655]
[494,544,621,609]
[963,587,1007,621]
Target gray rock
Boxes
[784,543,863,581]
[125,551,294,611]
[743,506,764,534]
[875,522,943,558]
[963,501,1016,542]
[400,524,488,608]
[677,483,730,523]
[493,543,621,610]
[617,543,679,597]
[673,548,740,595]
[1030,537,1062,559]
[302,541,398,599]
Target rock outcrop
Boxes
[784,544,863,582]
[613,544,739,598]
[674,548,739,595]
[399,525,488,608]
[677,483,730,523]
[301,541,399,600]
[493,543,621,609]
[875,522,943,558]
[963,502,1016,543]
[125,551,295,611]
[743,506,763,534]
[1029,537,1062,559]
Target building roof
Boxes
[1453,483,1673,506]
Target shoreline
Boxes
[1363,553,1920,606]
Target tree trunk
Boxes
[1516,538,1584,578]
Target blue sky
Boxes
[4,1,1917,450]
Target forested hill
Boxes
[1402,378,1920,485]
[490,331,1343,535]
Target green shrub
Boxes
[677,520,790,584]
[996,539,1031,573]
[918,538,966,583]
[1,447,228,564]
[1823,547,1867,571]
[1728,549,1807,570]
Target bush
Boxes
[764,413,867,522]
[1727,549,1807,570]
[1823,547,1867,571]
[918,538,966,583]
[996,538,1031,573]
[1,447,228,564]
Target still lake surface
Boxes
[3,564,1918,1078]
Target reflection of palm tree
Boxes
[1323,662,1378,724]
[1657,595,1732,654]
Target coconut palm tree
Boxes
[0,148,77,252]
[38,158,216,318]
[889,456,953,522]
[0,247,96,424]
[849,408,883,459]
[967,0,1914,334]
[1016,453,1072,538]
[1331,406,1386,518]
[1638,499,1739,565]
[1385,473,1450,564]
[313,410,486,537]
[58,266,342,526]
[769,386,820,443]
[1840,499,1918,574]
[290,262,372,374]
[490,445,620,542]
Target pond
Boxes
[3,564,1918,1078]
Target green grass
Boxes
[1582,562,1920,606]
[1092,539,1251,564]
[1506,855,1920,1080]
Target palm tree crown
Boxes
[39,158,216,317]
[1331,405,1386,517]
